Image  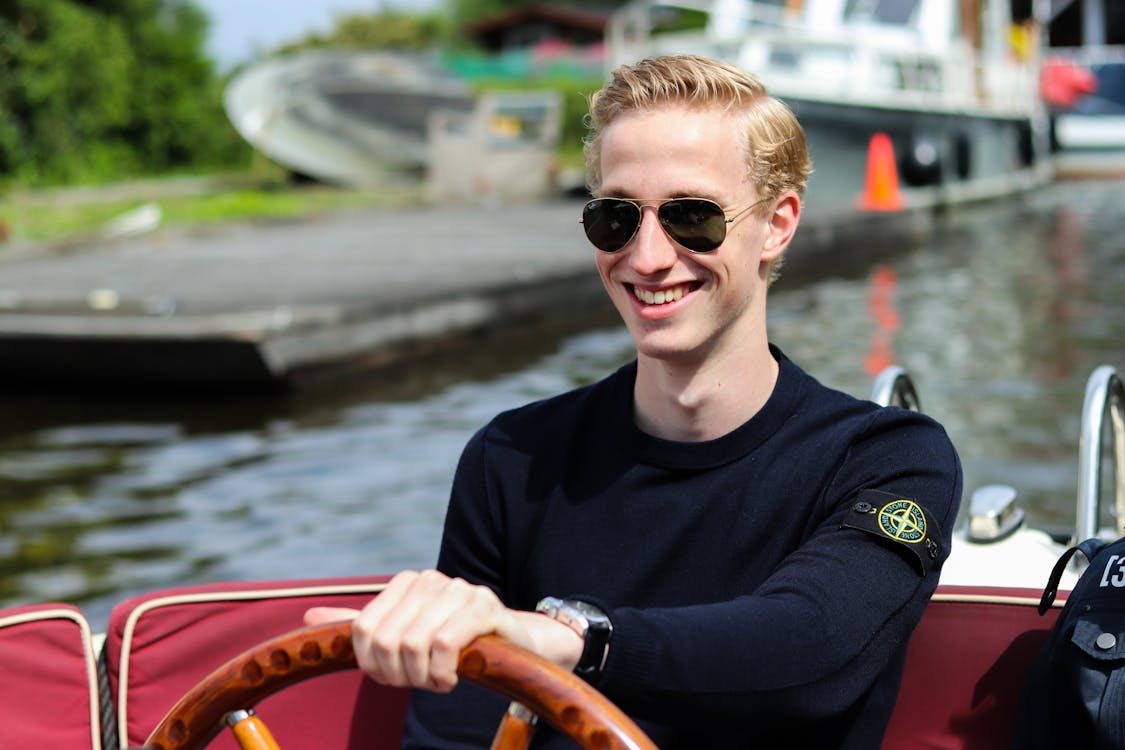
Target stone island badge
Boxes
[842,489,943,575]
[878,499,926,542]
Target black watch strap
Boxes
[535,596,612,679]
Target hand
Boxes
[303,569,582,693]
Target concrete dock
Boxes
[0,196,939,390]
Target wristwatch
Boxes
[535,596,612,679]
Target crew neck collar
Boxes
[618,345,801,470]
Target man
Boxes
[307,54,962,748]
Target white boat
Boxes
[1035,8,1125,178]
[604,0,1054,215]
[1048,50,1125,151]
[224,50,476,185]
[224,50,566,201]
[1039,0,1120,155]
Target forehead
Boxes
[598,105,748,197]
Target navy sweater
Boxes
[403,348,962,749]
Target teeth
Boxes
[633,285,687,305]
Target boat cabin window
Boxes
[843,0,919,26]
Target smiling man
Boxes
[307,54,962,749]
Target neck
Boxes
[632,336,779,442]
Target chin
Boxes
[632,335,703,364]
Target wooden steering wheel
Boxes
[144,620,658,750]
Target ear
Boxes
[760,191,801,262]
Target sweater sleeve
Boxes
[596,411,962,726]
[401,423,518,750]
[432,424,508,592]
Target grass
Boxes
[0,168,426,246]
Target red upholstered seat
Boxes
[103,577,410,750]
[2,580,1061,750]
[883,585,1064,749]
[0,602,104,749]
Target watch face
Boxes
[573,601,598,617]
[569,600,610,629]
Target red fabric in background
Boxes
[1041,57,1099,109]
[883,586,1064,749]
[104,576,409,750]
[0,603,100,749]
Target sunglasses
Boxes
[580,197,767,254]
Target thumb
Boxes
[304,606,360,626]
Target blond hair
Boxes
[584,55,812,281]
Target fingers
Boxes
[351,569,511,693]
[303,606,360,626]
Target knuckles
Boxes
[350,568,504,690]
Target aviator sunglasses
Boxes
[580,197,767,254]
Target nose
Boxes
[628,206,679,276]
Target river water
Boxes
[1,178,1123,631]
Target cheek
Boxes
[594,252,622,281]
[726,222,767,265]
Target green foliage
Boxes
[650,6,709,33]
[0,0,626,192]
[271,8,454,56]
[0,0,249,187]
[447,0,510,29]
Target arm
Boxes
[596,412,962,724]
[307,425,583,692]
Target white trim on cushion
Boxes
[115,581,387,748]
[0,607,102,750]
[930,590,1063,608]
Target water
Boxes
[1,179,1123,631]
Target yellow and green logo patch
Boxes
[841,489,943,575]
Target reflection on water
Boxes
[1,179,1123,630]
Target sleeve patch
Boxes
[840,489,943,576]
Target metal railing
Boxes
[870,365,922,412]
[1076,365,1125,541]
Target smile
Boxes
[631,283,692,306]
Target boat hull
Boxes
[223,51,474,185]
[783,98,1048,214]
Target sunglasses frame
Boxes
[580,196,769,254]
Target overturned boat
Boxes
[223,50,476,185]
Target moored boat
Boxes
[604,0,1054,215]
[1045,50,1125,154]
[1041,0,1125,179]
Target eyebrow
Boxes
[597,190,726,202]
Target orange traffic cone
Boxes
[857,132,904,212]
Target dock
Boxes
[0,195,952,390]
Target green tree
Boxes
[113,0,240,170]
[0,0,247,186]
[1,0,136,181]
[270,8,453,57]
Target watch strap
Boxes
[536,596,612,679]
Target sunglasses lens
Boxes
[659,199,727,252]
[583,199,640,252]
